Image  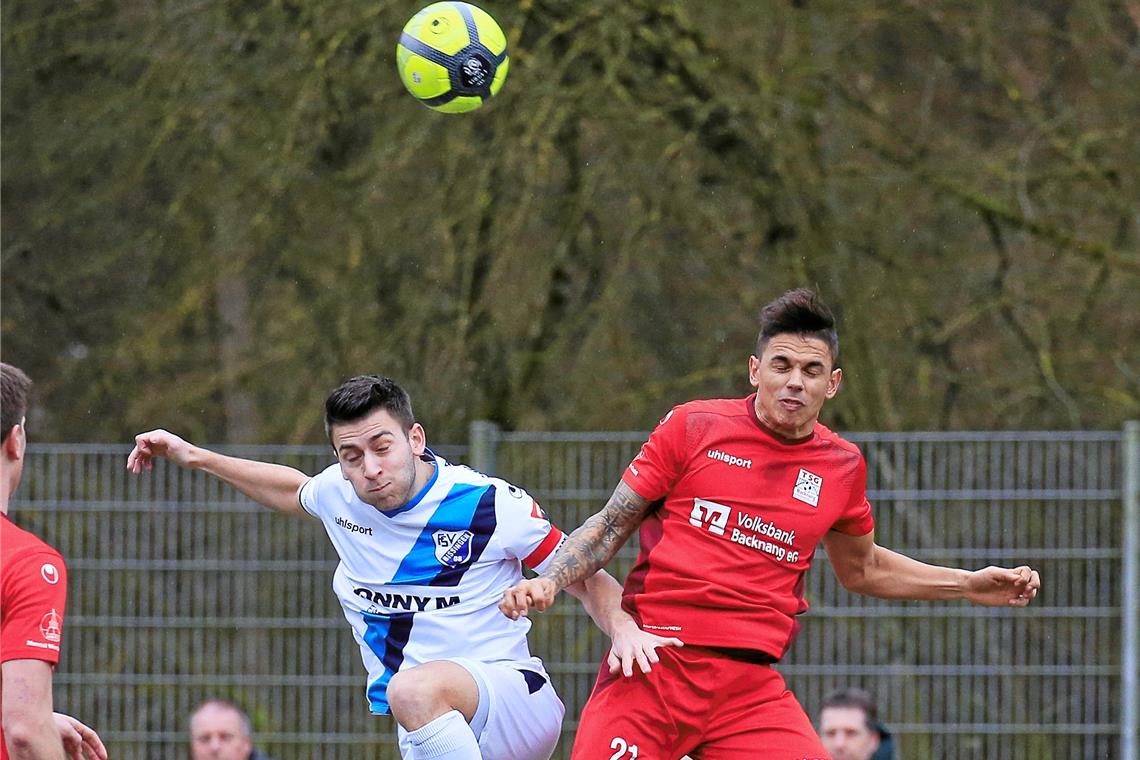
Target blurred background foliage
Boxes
[3,0,1138,444]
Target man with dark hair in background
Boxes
[818,687,896,760]
[1,362,107,760]
[501,288,1041,760]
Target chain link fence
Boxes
[11,428,1137,759]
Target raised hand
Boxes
[126,429,193,473]
[964,565,1041,607]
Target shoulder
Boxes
[812,423,866,469]
[1,519,64,568]
[299,462,353,515]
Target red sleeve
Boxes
[831,454,875,537]
[620,405,688,501]
[1,550,67,665]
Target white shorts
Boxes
[396,657,565,760]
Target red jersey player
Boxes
[500,289,1041,760]
[1,363,106,760]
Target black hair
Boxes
[323,375,415,443]
[820,687,878,733]
[1,363,32,444]
[755,288,839,366]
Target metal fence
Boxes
[11,426,1139,760]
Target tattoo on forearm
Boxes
[541,481,651,590]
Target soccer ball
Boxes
[396,2,509,113]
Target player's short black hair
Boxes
[820,687,878,732]
[324,375,415,443]
[1,362,32,444]
[755,288,839,366]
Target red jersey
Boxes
[1,514,67,665]
[619,395,874,659]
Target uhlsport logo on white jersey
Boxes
[690,497,731,536]
[792,468,822,507]
[433,529,475,567]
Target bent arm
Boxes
[823,530,1040,606]
[2,660,66,760]
[539,480,655,592]
[127,429,308,516]
[823,530,968,600]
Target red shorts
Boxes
[570,645,829,760]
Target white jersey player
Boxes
[127,374,681,760]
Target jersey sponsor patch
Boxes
[39,609,63,643]
[40,563,61,584]
[792,468,822,507]
[689,498,731,536]
[432,529,475,567]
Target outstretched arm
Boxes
[126,429,309,516]
[822,530,1040,606]
[563,570,683,677]
[500,480,655,618]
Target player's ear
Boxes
[408,423,427,455]
[3,421,26,461]
[747,355,761,388]
[825,368,842,398]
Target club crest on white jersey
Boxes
[433,529,475,567]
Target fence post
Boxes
[1124,421,1139,760]
[469,420,501,475]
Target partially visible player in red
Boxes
[500,289,1042,760]
[1,363,107,760]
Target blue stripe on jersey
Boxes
[364,611,416,714]
[432,486,497,586]
[390,482,500,586]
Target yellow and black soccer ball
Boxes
[396,2,509,113]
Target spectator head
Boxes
[189,699,254,760]
[818,687,882,760]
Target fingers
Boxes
[499,586,531,620]
[607,649,622,675]
[126,433,156,474]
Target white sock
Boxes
[407,710,481,760]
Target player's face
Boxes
[190,705,252,760]
[819,706,880,760]
[331,408,427,512]
[749,334,841,440]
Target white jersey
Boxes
[298,450,566,715]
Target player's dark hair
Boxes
[821,687,878,732]
[324,375,415,443]
[1,362,32,444]
[755,288,839,365]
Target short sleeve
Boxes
[495,482,567,572]
[299,465,340,518]
[620,405,688,502]
[831,455,875,537]
[1,550,68,665]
